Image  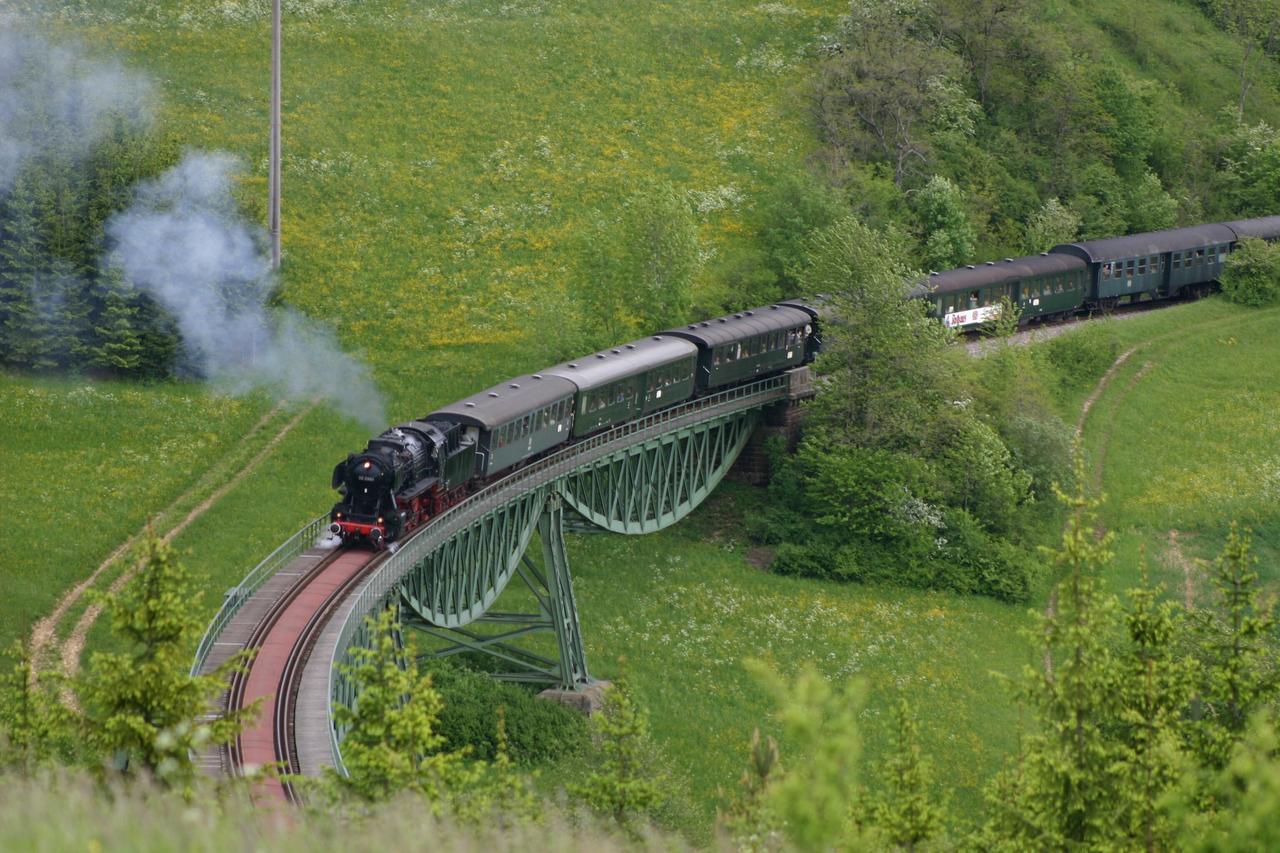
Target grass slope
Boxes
[1075,298,1280,596]
[0,377,272,646]
[3,0,1278,838]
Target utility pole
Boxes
[269,0,282,270]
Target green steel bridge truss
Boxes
[329,374,800,763]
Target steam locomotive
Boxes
[329,300,820,547]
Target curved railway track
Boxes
[221,546,383,803]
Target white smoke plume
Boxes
[0,20,153,190]
[105,151,386,430]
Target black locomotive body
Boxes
[329,419,475,547]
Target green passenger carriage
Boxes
[429,374,578,477]
[542,336,699,438]
[1050,224,1237,304]
[662,304,812,390]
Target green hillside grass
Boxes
[57,0,843,407]
[0,377,273,645]
[1075,298,1280,596]
[4,0,1280,838]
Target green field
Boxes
[5,0,1280,840]
[1074,298,1280,596]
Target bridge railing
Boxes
[327,374,792,773]
[190,514,329,677]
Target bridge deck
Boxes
[196,550,328,778]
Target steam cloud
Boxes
[1,19,386,429]
[0,21,152,190]
[105,152,387,430]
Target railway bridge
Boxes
[191,368,812,800]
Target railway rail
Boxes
[195,543,384,801]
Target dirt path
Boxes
[55,404,316,692]
[1164,529,1197,610]
[1045,345,1143,676]
[1075,347,1137,438]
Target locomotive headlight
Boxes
[335,512,343,519]
[377,516,384,524]
[363,461,372,469]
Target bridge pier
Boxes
[730,366,813,485]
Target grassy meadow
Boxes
[1072,298,1280,597]
[2,0,1280,841]
[0,376,276,645]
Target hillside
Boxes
[4,0,1280,837]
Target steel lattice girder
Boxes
[558,409,759,533]
[398,485,549,629]
[399,493,591,687]
[386,406,764,689]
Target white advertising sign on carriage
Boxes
[943,303,1002,328]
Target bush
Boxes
[1220,236,1280,307]
[933,509,1036,602]
[771,541,840,578]
[1039,322,1121,396]
[425,660,588,766]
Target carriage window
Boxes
[1138,259,1147,275]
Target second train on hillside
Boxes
[329,301,820,547]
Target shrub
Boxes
[425,659,588,766]
[933,508,1036,602]
[771,541,839,578]
[1039,322,1121,395]
[1220,236,1280,307]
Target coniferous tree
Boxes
[89,267,143,374]
[1185,525,1279,773]
[80,530,257,793]
[719,727,784,852]
[982,468,1121,848]
[25,256,90,371]
[329,608,473,806]
[570,674,664,827]
[0,640,75,773]
[870,699,947,850]
[747,660,867,851]
[1114,560,1196,851]
[0,176,45,367]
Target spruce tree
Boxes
[329,608,472,806]
[0,639,75,773]
[570,674,664,827]
[0,176,44,368]
[90,267,143,374]
[1185,525,1279,773]
[80,530,257,794]
[983,468,1121,848]
[870,699,946,850]
[1114,559,1195,851]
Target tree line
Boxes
[0,121,185,378]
